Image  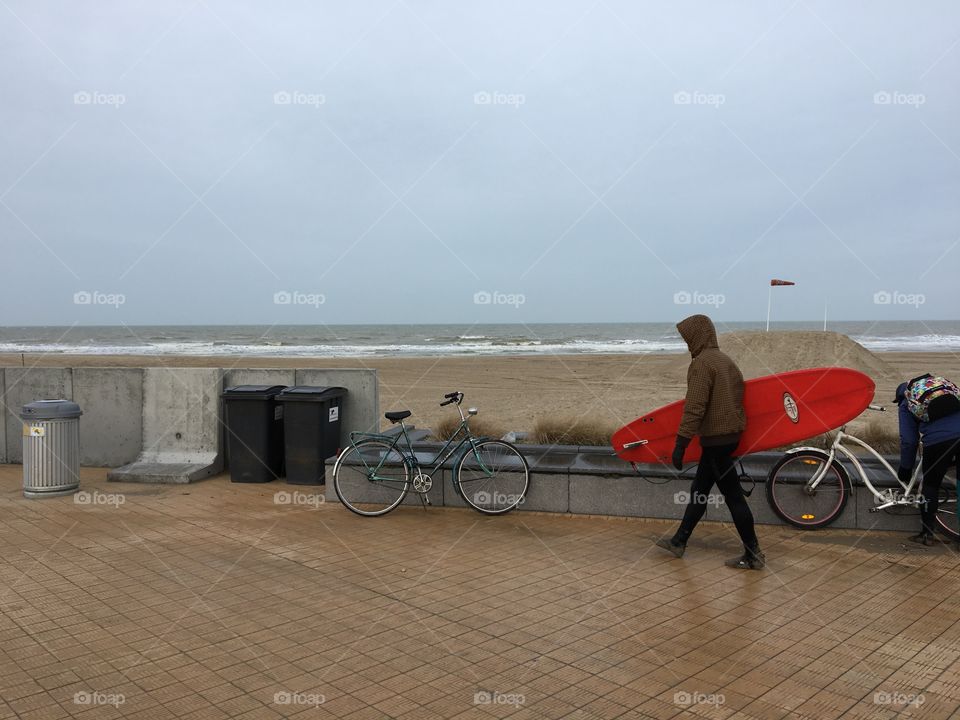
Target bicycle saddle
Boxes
[384,410,411,423]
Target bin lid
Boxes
[222,385,287,400]
[21,399,82,420]
[277,385,347,402]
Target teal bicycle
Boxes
[332,391,530,517]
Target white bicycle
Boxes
[766,405,959,540]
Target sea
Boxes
[0,321,957,357]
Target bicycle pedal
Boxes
[868,507,880,513]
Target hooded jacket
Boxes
[676,314,746,445]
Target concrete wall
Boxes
[325,441,924,533]
[73,368,143,466]
[0,369,5,464]
[0,366,379,472]
[3,368,73,464]
[295,368,379,437]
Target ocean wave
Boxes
[854,334,960,352]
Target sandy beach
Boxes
[2,331,957,438]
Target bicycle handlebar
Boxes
[440,391,464,407]
[868,404,886,412]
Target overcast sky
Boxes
[1,1,958,325]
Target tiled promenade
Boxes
[1,467,958,719]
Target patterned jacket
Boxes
[676,314,746,445]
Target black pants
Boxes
[673,443,758,548]
[920,437,960,535]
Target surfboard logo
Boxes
[783,393,799,423]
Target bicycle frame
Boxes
[346,407,490,490]
[793,427,923,509]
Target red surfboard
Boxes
[612,367,875,465]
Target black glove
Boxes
[672,436,691,471]
[898,466,913,484]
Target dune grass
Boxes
[429,414,506,442]
[530,416,618,447]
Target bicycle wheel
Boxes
[333,439,409,517]
[934,472,960,541]
[766,450,851,529]
[455,439,530,515]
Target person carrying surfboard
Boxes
[655,314,764,570]
[894,374,960,546]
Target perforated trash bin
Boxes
[21,399,82,499]
[222,385,287,483]
[278,386,347,485]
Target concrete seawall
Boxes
[327,441,925,533]
[1,367,379,475]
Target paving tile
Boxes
[1,467,959,719]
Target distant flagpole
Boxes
[766,279,796,331]
[823,300,827,331]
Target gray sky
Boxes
[1,1,958,325]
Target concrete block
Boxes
[3,368,73,464]
[570,473,676,518]
[73,368,143,466]
[109,368,223,483]
[517,472,568,513]
[294,369,378,437]
[222,368,296,389]
[0,369,5,464]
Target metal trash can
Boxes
[221,385,287,483]
[21,399,82,499]
[278,386,347,485]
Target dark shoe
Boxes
[725,547,765,570]
[655,537,685,558]
[908,532,935,547]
